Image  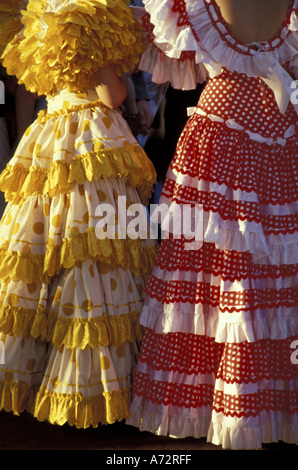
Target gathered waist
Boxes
[187,107,296,147]
[195,72,298,144]
[46,88,102,114]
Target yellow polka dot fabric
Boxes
[0,88,158,428]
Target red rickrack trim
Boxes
[137,330,222,375]
[154,237,298,282]
[141,12,155,44]
[161,181,298,233]
[132,331,298,412]
[162,176,298,208]
[170,1,197,61]
[145,276,298,312]
[172,0,191,27]
[137,330,298,381]
[163,197,298,235]
[216,337,298,384]
[264,226,298,236]
[140,11,153,31]
[171,0,201,46]
[213,389,298,417]
[203,0,294,56]
[133,372,298,413]
[169,164,298,206]
[133,371,215,407]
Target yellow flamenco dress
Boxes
[0,0,157,428]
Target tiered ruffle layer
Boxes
[0,89,157,428]
[127,0,298,448]
[128,106,298,447]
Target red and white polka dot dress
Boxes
[128,0,298,449]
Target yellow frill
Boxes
[0,144,155,206]
[0,304,47,340]
[0,226,157,347]
[0,380,131,427]
[1,0,145,96]
[0,229,158,284]
[34,386,131,428]
[0,304,144,349]
[0,379,39,416]
[46,310,144,350]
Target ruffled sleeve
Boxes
[136,0,210,89]
[138,0,298,114]
[1,0,145,97]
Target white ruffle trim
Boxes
[139,45,209,89]
[208,415,298,450]
[127,406,298,449]
[127,406,211,440]
[139,0,215,88]
[140,0,298,114]
[140,304,298,343]
[150,197,298,266]
[205,220,298,265]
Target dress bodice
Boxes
[139,0,298,114]
[196,69,297,144]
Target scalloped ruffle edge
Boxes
[0,231,158,284]
[0,304,145,349]
[0,0,47,87]
[0,144,156,206]
[150,195,298,266]
[0,380,132,428]
[34,385,131,428]
[0,379,39,416]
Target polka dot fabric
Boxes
[170,73,298,207]
[127,0,298,450]
[0,88,157,428]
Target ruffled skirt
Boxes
[0,88,158,428]
[127,76,298,449]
